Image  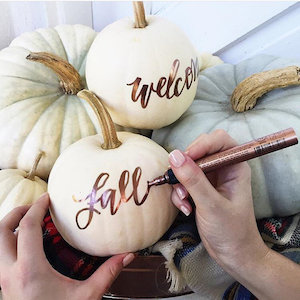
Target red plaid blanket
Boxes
[42,211,300,298]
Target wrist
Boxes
[220,239,271,280]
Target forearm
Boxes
[224,247,300,300]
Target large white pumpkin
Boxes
[86,3,199,129]
[48,90,177,256]
[0,24,98,179]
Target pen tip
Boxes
[148,175,167,187]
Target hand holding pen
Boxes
[168,129,300,300]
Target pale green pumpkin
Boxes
[0,24,98,179]
[152,55,300,219]
[0,24,149,180]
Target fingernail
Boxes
[175,185,187,200]
[169,150,186,168]
[180,205,191,217]
[37,192,49,201]
[122,253,135,267]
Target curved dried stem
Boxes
[26,52,83,95]
[26,151,44,180]
[77,90,122,150]
[231,66,300,112]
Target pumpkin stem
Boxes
[77,90,122,150]
[26,52,83,95]
[133,1,148,28]
[26,151,44,181]
[231,66,300,112]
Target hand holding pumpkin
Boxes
[0,193,135,300]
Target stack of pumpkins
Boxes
[0,1,299,258]
[0,2,203,256]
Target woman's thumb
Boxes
[83,253,135,297]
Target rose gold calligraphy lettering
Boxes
[127,58,199,108]
[73,173,109,230]
[165,59,180,98]
[73,167,152,230]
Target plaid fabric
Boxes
[222,213,300,300]
[42,211,300,298]
[223,282,258,300]
[43,214,107,280]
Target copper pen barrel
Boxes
[148,128,298,186]
[196,128,298,173]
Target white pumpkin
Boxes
[0,153,47,220]
[199,52,223,71]
[48,90,177,256]
[86,3,199,129]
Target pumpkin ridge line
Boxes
[76,54,88,79]
[205,111,235,134]
[16,94,67,167]
[76,29,97,75]
[260,56,282,72]
[35,29,65,61]
[233,64,238,86]
[200,74,231,100]
[0,92,61,111]
[53,27,69,65]
[58,95,70,156]
[74,96,97,140]
[76,97,99,135]
[6,179,32,206]
[242,113,256,142]
[0,50,61,83]
[0,75,59,89]
[0,174,24,203]
[184,107,227,114]
[255,107,300,119]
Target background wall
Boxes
[1,1,299,64]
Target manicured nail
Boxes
[169,150,186,168]
[122,253,135,267]
[175,185,187,200]
[37,192,49,201]
[180,205,191,217]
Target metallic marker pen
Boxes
[148,128,298,186]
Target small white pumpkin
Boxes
[48,90,177,256]
[86,2,199,129]
[0,152,47,220]
[199,52,223,71]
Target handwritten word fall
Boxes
[73,167,151,230]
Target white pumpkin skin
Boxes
[48,132,177,256]
[0,169,47,220]
[152,55,300,219]
[86,16,199,129]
